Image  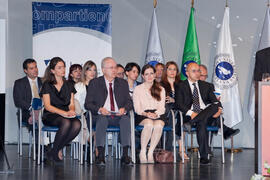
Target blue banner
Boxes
[32,2,111,36]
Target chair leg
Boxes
[163,132,166,150]
[17,128,20,154]
[111,133,114,157]
[118,143,121,159]
[105,133,109,157]
[63,146,66,157]
[33,119,36,161]
[71,143,73,158]
[220,116,225,164]
[208,131,211,160]
[20,127,23,156]
[29,133,32,158]
[41,131,44,162]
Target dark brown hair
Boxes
[42,57,66,84]
[161,61,181,96]
[68,64,82,81]
[142,64,162,101]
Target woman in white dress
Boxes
[74,61,97,150]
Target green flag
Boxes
[180,7,201,80]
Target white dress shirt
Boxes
[186,79,206,116]
[103,77,119,112]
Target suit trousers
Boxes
[191,103,219,159]
[96,114,131,147]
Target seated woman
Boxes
[124,62,141,97]
[74,60,97,129]
[40,57,81,162]
[133,64,166,164]
[74,60,97,160]
[68,64,82,86]
[160,61,189,160]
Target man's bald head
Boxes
[186,62,200,82]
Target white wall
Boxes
[2,0,265,148]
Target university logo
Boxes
[146,52,163,67]
[213,54,237,89]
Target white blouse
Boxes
[74,82,87,112]
[133,83,166,117]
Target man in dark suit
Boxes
[13,58,42,130]
[199,64,240,140]
[175,62,222,165]
[85,57,133,165]
[254,47,270,81]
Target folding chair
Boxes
[179,110,225,163]
[88,111,136,164]
[133,109,177,163]
[17,104,40,160]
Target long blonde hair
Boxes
[80,60,97,84]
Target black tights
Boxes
[44,116,81,157]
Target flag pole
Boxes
[154,0,157,8]
[222,0,243,154]
[191,0,194,8]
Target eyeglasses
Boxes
[200,74,208,78]
[189,69,201,73]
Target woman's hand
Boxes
[67,110,76,117]
[146,112,158,119]
[165,96,175,103]
[61,110,76,117]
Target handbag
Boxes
[153,149,174,163]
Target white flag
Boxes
[212,7,243,127]
[145,8,164,66]
[248,7,270,121]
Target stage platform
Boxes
[0,145,254,180]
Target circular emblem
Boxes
[213,54,237,89]
[181,60,196,77]
[148,60,159,67]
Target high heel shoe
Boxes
[147,152,154,164]
[179,151,189,160]
[139,152,147,164]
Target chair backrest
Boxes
[32,98,42,110]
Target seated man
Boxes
[116,64,125,79]
[85,57,133,165]
[175,62,222,165]
[13,58,42,131]
[199,64,240,140]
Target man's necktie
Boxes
[32,80,40,98]
[192,83,200,113]
[109,83,115,117]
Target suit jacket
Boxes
[84,76,133,114]
[175,80,220,116]
[13,76,42,121]
[254,47,270,81]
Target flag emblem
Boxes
[181,60,196,77]
[213,54,237,89]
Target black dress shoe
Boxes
[121,156,132,165]
[224,129,240,140]
[200,158,210,165]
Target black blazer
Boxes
[254,47,270,81]
[13,76,42,110]
[84,76,133,114]
[175,80,220,116]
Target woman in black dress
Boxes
[160,61,189,159]
[41,57,81,162]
